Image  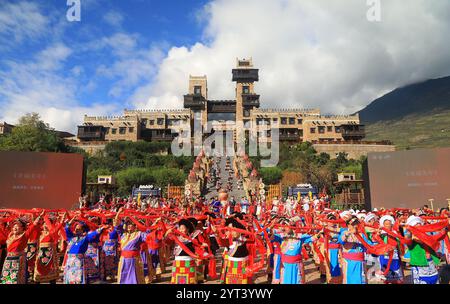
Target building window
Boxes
[299,129,303,137]
[157,118,164,125]
[242,86,250,94]
[149,120,154,125]
[194,86,202,95]
[281,117,287,125]
[111,128,117,134]
[289,118,295,125]
[318,126,325,134]
[119,127,126,134]
[244,109,250,117]
[335,126,341,133]
[297,118,302,124]
[327,126,333,132]
[273,118,278,124]
[310,127,316,133]
[105,127,110,134]
[141,119,147,126]
[129,127,134,133]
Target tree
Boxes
[87,168,112,183]
[316,152,331,166]
[0,113,68,152]
[115,167,156,196]
[114,167,186,196]
[152,168,186,186]
[260,167,283,185]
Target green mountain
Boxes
[358,76,450,123]
[357,76,450,149]
[364,109,450,150]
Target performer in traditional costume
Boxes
[63,215,105,284]
[376,215,404,284]
[25,214,41,283]
[340,216,375,284]
[34,213,64,284]
[363,213,381,282]
[277,220,322,284]
[84,217,105,283]
[115,209,149,284]
[101,220,119,282]
[169,218,199,284]
[322,213,343,284]
[404,216,440,284]
[267,227,283,284]
[145,217,166,282]
[1,212,42,284]
[216,216,253,284]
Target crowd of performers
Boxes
[1,195,449,285]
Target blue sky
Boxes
[1,0,450,132]
[0,0,209,113]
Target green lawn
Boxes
[365,109,450,150]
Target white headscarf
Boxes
[356,213,366,221]
[340,210,351,219]
[406,215,424,227]
[364,213,376,223]
[379,215,395,226]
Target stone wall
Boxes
[70,142,106,156]
[312,143,396,160]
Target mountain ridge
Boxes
[357,75,450,124]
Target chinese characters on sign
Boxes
[12,172,46,191]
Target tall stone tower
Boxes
[232,58,260,145]
[187,75,208,127]
[184,75,208,153]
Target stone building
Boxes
[0,122,14,135]
[76,58,393,157]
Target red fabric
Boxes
[281,254,302,263]
[342,252,364,261]
[353,231,395,256]
[406,224,448,251]
[121,250,140,258]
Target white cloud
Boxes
[0,43,120,133]
[0,1,49,47]
[103,10,124,27]
[93,33,166,98]
[132,0,450,115]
